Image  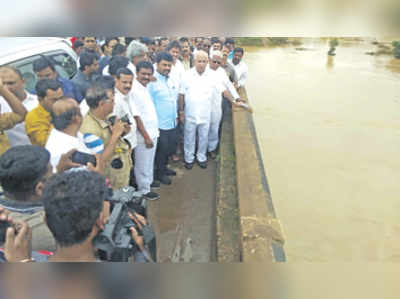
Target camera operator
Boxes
[0,207,32,262]
[42,170,146,262]
[1,170,148,262]
[0,145,56,252]
[0,144,104,255]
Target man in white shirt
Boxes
[167,40,186,162]
[0,66,38,147]
[113,68,139,150]
[113,67,153,189]
[167,40,186,87]
[231,47,248,88]
[45,98,94,171]
[207,51,241,159]
[81,58,131,117]
[131,61,160,200]
[178,51,221,169]
[126,40,150,74]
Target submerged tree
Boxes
[328,38,339,56]
[392,41,400,59]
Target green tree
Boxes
[328,38,339,56]
[392,41,400,59]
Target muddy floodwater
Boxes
[246,39,400,261]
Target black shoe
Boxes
[144,192,159,201]
[198,160,208,169]
[158,175,172,185]
[151,180,160,189]
[208,151,217,160]
[165,168,177,176]
[185,162,194,170]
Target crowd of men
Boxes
[0,36,249,262]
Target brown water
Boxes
[245,39,400,261]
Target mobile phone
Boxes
[0,220,11,244]
[71,151,97,167]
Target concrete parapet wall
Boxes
[231,87,286,262]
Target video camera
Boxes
[108,114,131,126]
[94,187,157,262]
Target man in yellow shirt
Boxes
[25,79,63,147]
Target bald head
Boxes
[51,98,82,132]
[52,98,79,116]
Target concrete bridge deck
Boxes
[148,87,285,263]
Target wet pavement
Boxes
[147,158,217,262]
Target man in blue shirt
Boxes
[32,57,83,103]
[147,52,179,185]
[72,52,99,98]
[224,38,235,60]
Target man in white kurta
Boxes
[167,40,186,162]
[231,47,248,88]
[179,51,222,169]
[112,68,139,150]
[131,61,160,200]
[207,51,240,157]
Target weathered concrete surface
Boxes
[216,107,241,262]
[147,158,217,262]
[232,87,286,262]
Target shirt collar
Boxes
[0,196,43,214]
[25,91,35,100]
[115,88,130,101]
[78,70,91,81]
[53,128,80,141]
[88,111,109,129]
[37,103,51,117]
[133,79,147,91]
[156,71,169,80]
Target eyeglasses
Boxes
[212,60,221,65]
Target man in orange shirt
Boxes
[25,79,63,147]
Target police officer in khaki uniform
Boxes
[80,82,132,190]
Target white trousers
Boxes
[184,121,210,163]
[208,105,222,152]
[134,137,158,194]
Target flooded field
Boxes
[246,39,400,261]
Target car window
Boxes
[48,51,77,79]
[8,55,40,93]
[7,50,77,93]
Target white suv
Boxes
[0,37,78,93]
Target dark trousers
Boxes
[155,127,178,179]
